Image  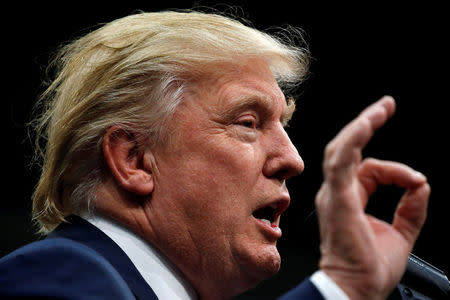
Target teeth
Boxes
[260,219,271,226]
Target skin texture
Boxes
[98,59,304,299]
[97,59,430,300]
[316,96,430,300]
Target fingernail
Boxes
[381,95,395,102]
[414,171,427,182]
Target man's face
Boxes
[148,59,304,296]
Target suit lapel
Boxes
[47,215,159,300]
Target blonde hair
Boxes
[30,9,310,233]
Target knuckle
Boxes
[359,115,373,130]
[315,185,327,208]
[323,154,345,175]
[358,158,378,174]
[361,157,378,166]
[324,142,336,159]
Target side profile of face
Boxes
[147,59,304,298]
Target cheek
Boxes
[154,130,267,226]
[164,150,260,236]
[183,138,262,190]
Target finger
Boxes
[358,95,396,130]
[357,158,427,197]
[393,183,430,245]
[323,96,396,184]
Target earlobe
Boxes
[102,126,154,197]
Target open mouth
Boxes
[252,205,277,226]
[252,198,289,227]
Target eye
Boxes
[236,115,257,129]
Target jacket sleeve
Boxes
[0,238,136,300]
[278,278,325,300]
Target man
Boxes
[0,10,430,300]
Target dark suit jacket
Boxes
[0,216,323,299]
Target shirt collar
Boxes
[82,214,198,300]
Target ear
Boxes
[102,126,154,196]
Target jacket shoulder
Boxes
[0,238,135,300]
[278,279,325,300]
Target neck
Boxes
[93,180,252,300]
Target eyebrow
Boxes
[219,94,296,127]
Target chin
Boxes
[239,243,282,284]
[257,247,282,278]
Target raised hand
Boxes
[315,96,431,300]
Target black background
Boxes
[2,1,448,299]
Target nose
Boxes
[262,125,305,182]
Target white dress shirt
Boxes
[83,214,198,300]
[82,214,349,300]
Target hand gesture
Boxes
[315,96,431,300]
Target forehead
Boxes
[189,59,292,121]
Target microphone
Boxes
[396,253,450,300]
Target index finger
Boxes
[323,96,396,184]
